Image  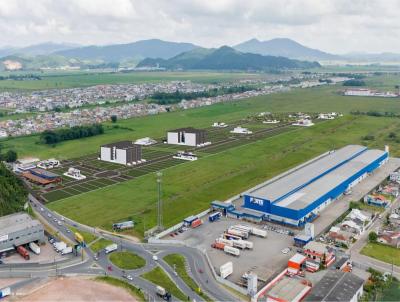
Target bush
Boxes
[369,231,378,242]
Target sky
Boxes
[0,0,399,54]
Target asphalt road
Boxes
[25,194,236,301]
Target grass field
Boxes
[68,226,97,244]
[3,76,400,160]
[381,279,400,301]
[361,242,400,266]
[0,70,265,90]
[141,266,187,301]
[90,238,113,253]
[48,115,400,235]
[164,254,212,301]
[109,251,146,270]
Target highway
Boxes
[23,194,237,301]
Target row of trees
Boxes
[0,162,27,216]
[0,74,41,81]
[40,124,104,145]
[150,86,257,105]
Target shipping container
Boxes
[224,245,240,256]
[209,212,222,222]
[191,218,203,228]
[29,242,40,255]
[16,246,30,260]
[54,242,67,252]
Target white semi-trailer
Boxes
[61,246,73,255]
[227,228,249,239]
[29,242,41,255]
[216,238,234,247]
[251,227,267,238]
[232,240,247,249]
[105,243,118,254]
[220,261,233,279]
[224,245,240,256]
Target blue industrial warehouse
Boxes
[243,145,388,226]
[212,145,388,227]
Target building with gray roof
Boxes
[0,212,45,252]
[243,145,388,226]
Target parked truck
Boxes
[16,246,30,260]
[105,243,118,254]
[224,245,240,256]
[216,238,234,247]
[251,227,267,238]
[227,228,249,239]
[232,240,247,250]
[29,242,40,255]
[211,242,225,250]
[241,240,254,249]
[209,212,222,222]
[219,262,233,279]
[156,286,171,301]
[230,226,250,237]
[54,242,67,253]
[191,218,203,228]
[223,232,242,241]
[0,287,10,299]
[61,246,73,255]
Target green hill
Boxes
[137,46,320,70]
[0,163,27,217]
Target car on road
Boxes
[125,275,133,281]
[40,207,44,212]
[47,213,52,218]
[152,255,158,261]
[94,255,99,261]
[61,217,65,221]
[107,265,113,271]
[57,221,62,226]
[281,248,290,254]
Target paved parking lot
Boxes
[2,242,69,264]
[168,217,297,284]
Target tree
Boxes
[368,231,378,242]
[4,150,17,163]
[111,115,118,123]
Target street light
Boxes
[157,171,163,231]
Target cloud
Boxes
[0,0,399,53]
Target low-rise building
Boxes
[0,213,45,252]
[100,141,143,165]
[303,241,335,270]
[167,127,208,146]
[304,271,364,302]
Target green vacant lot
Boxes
[142,266,187,301]
[49,115,400,235]
[361,242,400,266]
[164,254,212,301]
[109,251,146,270]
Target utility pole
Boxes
[157,171,163,231]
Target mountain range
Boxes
[137,46,320,70]
[1,38,400,71]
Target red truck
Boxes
[211,242,225,250]
[16,246,30,260]
[191,218,203,228]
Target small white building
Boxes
[100,141,143,166]
[292,119,314,127]
[230,126,253,134]
[167,127,208,147]
[37,159,60,169]
[63,168,86,180]
[134,137,157,146]
[263,120,280,124]
[212,122,228,128]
